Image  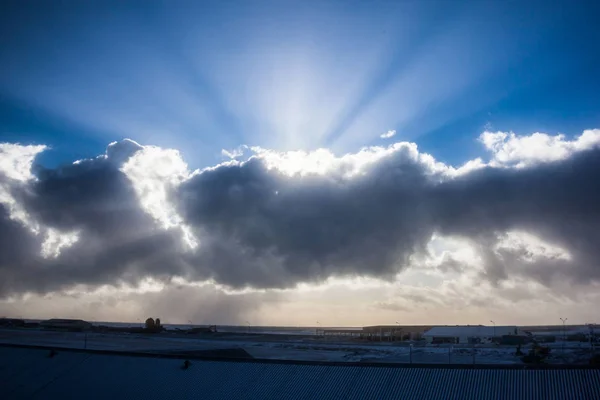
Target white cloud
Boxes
[121,144,198,249]
[0,143,88,258]
[424,235,482,272]
[480,129,600,168]
[41,228,80,258]
[248,128,600,183]
[496,231,571,262]
[251,142,449,179]
[221,146,247,159]
[0,187,40,234]
[0,143,47,233]
[380,129,396,139]
[0,143,46,181]
[0,143,86,258]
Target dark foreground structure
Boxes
[1,345,599,400]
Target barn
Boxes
[423,325,520,344]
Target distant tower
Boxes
[145,318,155,330]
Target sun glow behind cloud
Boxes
[0,1,566,166]
[1,2,599,324]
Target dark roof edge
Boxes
[1,342,598,370]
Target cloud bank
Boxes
[1,130,600,300]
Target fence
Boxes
[393,343,599,365]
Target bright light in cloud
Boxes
[496,231,571,262]
[0,186,40,234]
[380,129,396,139]
[0,143,85,258]
[0,143,46,181]
[227,128,594,183]
[251,142,449,178]
[251,147,338,177]
[423,234,482,272]
[41,228,80,258]
[0,143,47,233]
[121,142,198,249]
[293,276,395,293]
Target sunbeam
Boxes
[1,0,600,327]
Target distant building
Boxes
[423,325,520,344]
[320,325,432,341]
[0,318,25,327]
[40,319,92,332]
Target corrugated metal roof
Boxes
[1,346,599,400]
[424,325,519,337]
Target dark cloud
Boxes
[434,149,600,284]
[179,147,600,289]
[178,149,437,288]
[0,204,44,295]
[1,140,187,296]
[1,139,600,298]
[434,255,464,274]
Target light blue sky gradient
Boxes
[1,0,599,168]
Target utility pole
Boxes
[589,324,594,356]
[490,320,496,341]
[560,317,567,353]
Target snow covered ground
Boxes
[0,328,595,364]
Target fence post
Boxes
[410,344,413,364]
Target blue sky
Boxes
[1,0,599,168]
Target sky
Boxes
[1,0,600,326]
